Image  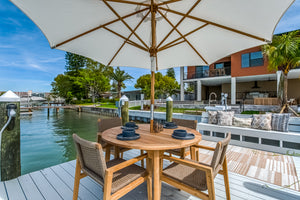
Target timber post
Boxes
[0,91,21,181]
[166,96,173,122]
[120,95,129,126]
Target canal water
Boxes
[20,108,109,175]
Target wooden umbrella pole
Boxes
[150,0,157,133]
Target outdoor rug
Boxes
[197,140,300,191]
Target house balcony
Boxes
[184,66,231,80]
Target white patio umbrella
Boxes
[10,0,294,132]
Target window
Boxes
[195,66,209,78]
[241,51,264,68]
[215,63,224,69]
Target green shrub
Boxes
[241,111,260,114]
[129,106,141,110]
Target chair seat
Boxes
[166,147,190,155]
[163,159,209,191]
[108,158,147,193]
[88,158,146,193]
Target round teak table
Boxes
[102,124,202,200]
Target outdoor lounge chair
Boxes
[73,134,151,200]
[162,133,231,200]
[97,118,144,167]
[166,119,198,159]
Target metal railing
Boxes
[184,67,231,80]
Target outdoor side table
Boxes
[102,124,202,200]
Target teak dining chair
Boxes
[166,119,198,159]
[162,133,231,200]
[97,118,144,167]
[73,134,151,200]
[97,118,131,161]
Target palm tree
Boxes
[262,30,300,113]
[110,67,133,99]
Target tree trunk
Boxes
[118,83,122,99]
[283,73,288,113]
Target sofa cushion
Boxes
[251,114,272,130]
[233,117,252,128]
[271,113,290,132]
[217,111,234,126]
[208,111,218,124]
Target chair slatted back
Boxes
[98,118,122,146]
[98,117,122,133]
[210,133,231,175]
[73,134,107,180]
[172,118,197,130]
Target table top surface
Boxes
[101,124,201,151]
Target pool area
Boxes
[20,108,108,175]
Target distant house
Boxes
[122,90,142,101]
[180,38,300,105]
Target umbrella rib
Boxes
[102,0,149,50]
[158,23,208,52]
[159,40,185,51]
[53,8,148,48]
[158,9,208,65]
[103,27,148,52]
[160,7,268,42]
[157,0,202,49]
[157,0,182,6]
[108,10,151,66]
[104,0,150,6]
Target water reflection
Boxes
[21,108,109,175]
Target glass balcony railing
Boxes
[183,67,231,80]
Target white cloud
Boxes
[3,17,21,27]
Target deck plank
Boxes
[61,161,103,197]
[51,163,98,200]
[67,159,149,200]
[1,149,300,200]
[30,171,63,200]
[0,182,8,200]
[41,167,74,200]
[18,174,45,200]
[5,178,26,200]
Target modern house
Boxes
[180,46,300,105]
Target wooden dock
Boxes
[1,149,299,200]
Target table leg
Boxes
[190,146,195,160]
[114,146,120,159]
[105,144,111,162]
[153,150,161,200]
[146,157,153,200]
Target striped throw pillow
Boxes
[271,114,290,132]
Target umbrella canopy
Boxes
[10,0,294,131]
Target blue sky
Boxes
[0,0,300,93]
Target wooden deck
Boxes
[1,149,299,200]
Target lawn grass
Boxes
[76,102,117,109]
[97,102,117,109]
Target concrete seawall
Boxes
[74,106,202,122]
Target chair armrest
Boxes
[106,153,147,173]
[163,155,212,173]
[192,144,215,151]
